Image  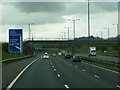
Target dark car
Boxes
[64,54,71,59]
[72,56,81,62]
[68,53,73,58]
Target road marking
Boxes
[94,75,100,79]
[57,74,61,77]
[54,69,56,71]
[75,66,78,68]
[82,62,119,74]
[6,58,38,89]
[116,85,120,88]
[82,69,86,72]
[64,84,69,89]
[52,65,54,68]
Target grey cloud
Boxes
[2,2,118,25]
[63,2,118,15]
[92,2,118,12]
[2,2,66,25]
[2,11,65,25]
[12,2,66,13]
[63,2,87,15]
[30,13,65,25]
[5,2,118,14]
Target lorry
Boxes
[89,46,96,56]
[58,52,62,56]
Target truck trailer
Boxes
[89,46,96,56]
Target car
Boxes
[72,56,81,62]
[68,53,73,58]
[42,53,49,59]
[52,53,57,57]
[64,54,71,59]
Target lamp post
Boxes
[28,23,34,40]
[61,32,64,40]
[88,0,91,58]
[32,33,34,41]
[104,28,109,39]
[64,32,66,40]
[113,24,119,64]
[28,23,34,55]
[101,31,103,39]
[113,24,119,37]
[68,19,80,55]
[68,19,80,40]
[64,27,72,40]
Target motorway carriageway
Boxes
[3,55,120,88]
[79,54,120,63]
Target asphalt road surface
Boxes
[6,55,119,88]
[2,55,39,89]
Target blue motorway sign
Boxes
[9,29,23,53]
[35,46,43,49]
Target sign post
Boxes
[9,29,23,53]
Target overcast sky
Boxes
[0,0,119,42]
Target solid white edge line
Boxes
[64,84,69,89]
[6,59,38,89]
[82,62,119,74]
[116,85,120,88]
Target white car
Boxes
[42,54,50,59]
[52,53,57,57]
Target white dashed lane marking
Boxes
[94,75,100,79]
[116,85,120,88]
[57,74,61,77]
[64,84,70,89]
[54,69,56,71]
[75,66,78,68]
[52,65,54,68]
[82,69,86,72]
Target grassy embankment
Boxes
[82,59,119,72]
[2,52,27,60]
[2,43,30,61]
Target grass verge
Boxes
[2,52,28,60]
